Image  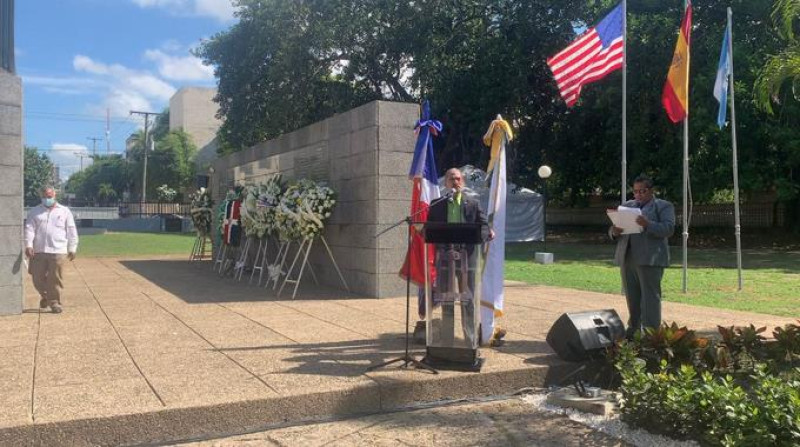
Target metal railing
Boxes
[59,201,192,219]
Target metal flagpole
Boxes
[681,0,690,293]
[621,0,628,203]
[682,119,689,293]
[727,7,743,291]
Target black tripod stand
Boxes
[366,200,451,374]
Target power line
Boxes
[87,137,102,156]
[25,110,141,122]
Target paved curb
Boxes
[0,361,573,446]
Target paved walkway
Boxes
[182,398,628,447]
[0,257,792,446]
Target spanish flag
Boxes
[662,1,692,123]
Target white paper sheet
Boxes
[607,206,643,234]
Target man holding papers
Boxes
[609,174,675,338]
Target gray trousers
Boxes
[621,250,664,334]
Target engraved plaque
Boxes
[294,145,329,182]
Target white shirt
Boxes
[24,203,79,254]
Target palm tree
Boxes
[755,0,800,114]
[97,183,118,205]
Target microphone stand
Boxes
[365,193,453,374]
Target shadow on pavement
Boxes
[120,259,361,304]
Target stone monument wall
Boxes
[210,100,419,298]
[0,71,23,315]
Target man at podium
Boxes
[427,168,490,347]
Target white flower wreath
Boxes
[274,179,336,241]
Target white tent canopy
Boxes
[438,165,544,242]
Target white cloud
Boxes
[23,75,103,94]
[73,55,176,118]
[73,55,112,75]
[131,0,235,22]
[144,49,214,81]
[194,0,235,21]
[43,87,88,96]
[50,143,93,180]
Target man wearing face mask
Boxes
[610,174,675,338]
[24,186,78,314]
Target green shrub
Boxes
[613,320,800,446]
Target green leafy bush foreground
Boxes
[613,321,800,446]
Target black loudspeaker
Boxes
[196,175,209,189]
[546,309,626,362]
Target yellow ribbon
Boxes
[482,116,513,175]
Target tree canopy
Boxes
[198,0,800,205]
[23,147,55,206]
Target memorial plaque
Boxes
[295,145,329,182]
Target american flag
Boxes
[547,3,624,107]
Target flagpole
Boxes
[727,7,742,291]
[621,0,628,203]
[681,0,690,294]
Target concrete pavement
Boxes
[0,256,792,446]
[181,397,629,447]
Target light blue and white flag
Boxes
[713,21,732,128]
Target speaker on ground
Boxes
[546,309,625,362]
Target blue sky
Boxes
[17,0,236,180]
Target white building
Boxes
[169,87,222,169]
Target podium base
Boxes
[422,347,483,372]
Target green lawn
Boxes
[76,233,800,318]
[77,232,197,257]
[507,242,800,318]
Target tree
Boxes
[64,155,129,203]
[755,0,800,114]
[97,183,118,204]
[23,146,55,205]
[198,0,800,207]
[126,129,197,201]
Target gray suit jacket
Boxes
[612,198,675,267]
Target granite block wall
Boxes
[0,71,23,315]
[211,100,418,298]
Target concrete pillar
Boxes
[0,70,23,315]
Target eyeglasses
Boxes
[632,188,650,194]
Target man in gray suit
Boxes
[610,174,675,338]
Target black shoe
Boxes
[413,321,426,345]
[39,298,48,309]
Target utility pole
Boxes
[106,108,111,154]
[73,152,88,172]
[129,110,160,203]
[87,137,102,156]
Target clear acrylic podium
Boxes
[422,222,484,372]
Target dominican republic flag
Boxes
[223,199,242,246]
[400,101,441,291]
[547,3,624,107]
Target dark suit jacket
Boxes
[428,193,489,242]
[612,198,675,267]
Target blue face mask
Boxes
[42,198,56,207]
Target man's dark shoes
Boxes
[39,298,48,309]
[489,327,507,347]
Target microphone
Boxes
[447,188,456,202]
